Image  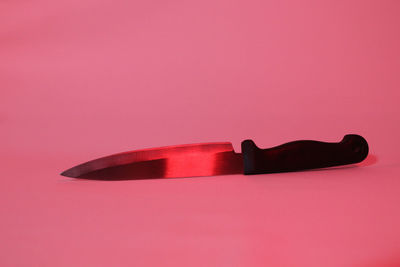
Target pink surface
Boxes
[1,0,400,266]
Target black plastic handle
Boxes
[241,134,369,175]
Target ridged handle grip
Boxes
[241,134,369,175]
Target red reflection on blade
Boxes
[165,153,217,178]
[165,151,243,178]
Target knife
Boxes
[61,134,368,180]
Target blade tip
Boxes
[60,168,78,178]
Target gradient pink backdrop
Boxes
[1,0,400,266]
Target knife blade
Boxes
[61,134,368,180]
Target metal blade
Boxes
[61,142,243,180]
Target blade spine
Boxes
[107,141,233,155]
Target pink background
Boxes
[1,0,400,266]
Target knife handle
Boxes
[241,134,368,175]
